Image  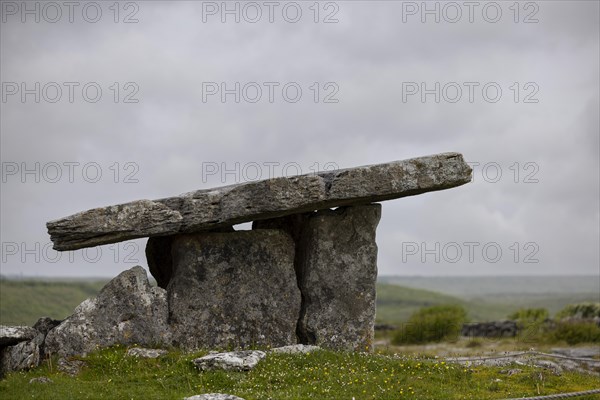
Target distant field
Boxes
[377,275,599,323]
[1,275,598,327]
[375,283,599,324]
[379,275,600,296]
[0,279,108,326]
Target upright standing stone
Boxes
[168,230,300,350]
[254,204,381,352]
[297,205,381,351]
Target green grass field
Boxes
[2,277,598,326]
[1,345,599,400]
[1,276,599,399]
[0,279,107,326]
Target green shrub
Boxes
[509,308,548,323]
[556,302,600,319]
[550,321,600,345]
[392,305,467,345]
[509,308,549,343]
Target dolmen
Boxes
[44,152,472,354]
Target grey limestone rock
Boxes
[184,394,246,400]
[29,376,53,384]
[146,226,235,289]
[45,266,170,357]
[295,205,381,351]
[168,230,300,350]
[254,204,382,351]
[192,350,266,371]
[47,153,472,250]
[0,340,40,376]
[270,344,321,354]
[0,326,38,347]
[126,347,168,358]
[57,358,86,376]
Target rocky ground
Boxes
[374,337,600,376]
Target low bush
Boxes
[392,305,467,345]
[508,308,548,324]
[556,302,600,319]
[509,308,550,343]
[550,321,600,345]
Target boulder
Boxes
[47,153,472,250]
[0,319,62,378]
[45,266,170,357]
[168,230,300,350]
[192,350,266,371]
[0,340,40,376]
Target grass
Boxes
[1,278,599,398]
[0,279,107,326]
[1,345,599,400]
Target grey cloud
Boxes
[0,0,598,277]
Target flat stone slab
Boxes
[270,344,321,354]
[126,347,168,359]
[0,326,38,347]
[47,152,471,250]
[185,395,246,400]
[192,350,266,371]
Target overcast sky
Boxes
[1,0,598,278]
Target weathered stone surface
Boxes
[57,358,86,376]
[0,326,37,347]
[552,347,600,359]
[45,266,170,357]
[0,319,62,378]
[254,205,381,351]
[29,376,53,384]
[33,317,62,337]
[192,350,266,371]
[270,344,321,354]
[185,394,246,400]
[0,340,40,376]
[47,153,472,250]
[126,347,168,358]
[295,204,381,351]
[146,226,235,289]
[168,230,300,350]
